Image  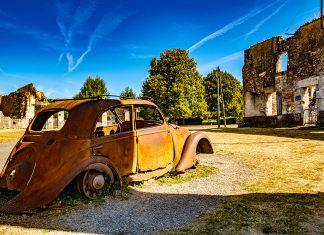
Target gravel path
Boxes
[0,143,15,169]
[0,148,253,234]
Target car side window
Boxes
[95,106,132,137]
[31,110,69,131]
[135,105,164,129]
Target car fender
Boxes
[0,155,121,214]
[175,131,213,172]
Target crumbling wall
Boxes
[0,83,46,119]
[243,18,324,127]
[243,36,282,94]
[287,19,324,84]
[0,83,47,129]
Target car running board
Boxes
[126,164,172,183]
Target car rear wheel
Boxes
[77,167,115,198]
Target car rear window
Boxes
[31,110,69,131]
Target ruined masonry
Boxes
[243,18,324,127]
[0,83,47,129]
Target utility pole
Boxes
[217,74,220,128]
[321,0,324,29]
[220,75,226,128]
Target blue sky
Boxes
[0,0,320,98]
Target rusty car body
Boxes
[0,98,213,213]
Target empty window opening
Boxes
[276,52,288,72]
[308,86,317,108]
[264,93,279,116]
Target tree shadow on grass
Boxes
[0,189,323,234]
[189,126,324,141]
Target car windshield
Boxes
[31,110,69,131]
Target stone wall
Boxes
[0,83,47,129]
[243,18,324,127]
[0,111,30,129]
[243,36,282,94]
[286,20,324,84]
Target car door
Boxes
[91,105,137,176]
[135,105,174,172]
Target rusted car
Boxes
[0,98,213,213]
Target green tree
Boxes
[120,86,136,98]
[142,48,209,121]
[74,76,108,98]
[203,67,243,118]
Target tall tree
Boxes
[142,48,209,121]
[120,86,136,98]
[203,67,243,118]
[74,76,108,98]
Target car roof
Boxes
[31,98,160,138]
[40,98,157,112]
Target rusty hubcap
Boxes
[92,174,105,189]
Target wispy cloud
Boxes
[57,52,64,64]
[0,9,16,20]
[187,0,282,52]
[56,1,130,72]
[0,19,64,51]
[90,9,129,48]
[198,51,243,74]
[244,1,287,39]
[56,0,98,47]
[66,48,91,72]
[65,10,128,72]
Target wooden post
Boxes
[217,75,220,128]
[220,75,226,127]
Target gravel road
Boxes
[0,142,15,169]
[0,145,252,235]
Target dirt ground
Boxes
[0,126,323,234]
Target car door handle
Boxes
[93,145,103,150]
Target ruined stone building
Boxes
[243,18,324,127]
[0,84,47,129]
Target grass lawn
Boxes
[0,130,25,143]
[168,126,324,234]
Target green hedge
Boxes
[202,117,237,125]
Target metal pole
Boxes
[217,75,220,128]
[220,75,226,128]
